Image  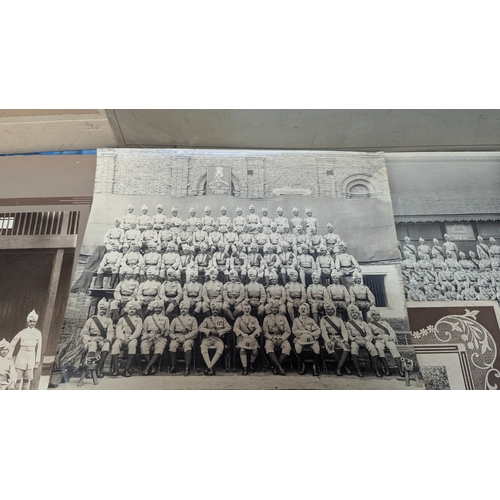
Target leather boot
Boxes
[268,352,285,375]
[169,351,177,373]
[97,351,108,378]
[142,354,151,375]
[110,354,119,376]
[111,309,120,324]
[94,274,104,289]
[380,357,390,376]
[124,354,135,377]
[145,354,160,375]
[395,357,405,377]
[312,354,320,377]
[110,273,119,288]
[298,352,306,375]
[336,350,349,376]
[184,350,192,375]
[372,355,382,377]
[352,354,363,377]
[278,353,288,375]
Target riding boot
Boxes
[110,354,119,376]
[111,309,120,324]
[268,352,282,373]
[184,350,192,375]
[110,273,119,288]
[97,351,108,378]
[124,354,135,377]
[142,354,151,375]
[146,354,160,375]
[352,354,363,377]
[169,351,177,373]
[94,274,104,289]
[278,353,288,374]
[372,355,382,377]
[380,357,390,376]
[336,350,349,376]
[395,357,405,377]
[312,354,320,377]
[298,351,306,375]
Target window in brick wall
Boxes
[363,275,387,307]
[247,169,254,176]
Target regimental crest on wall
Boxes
[207,166,231,195]
[411,307,500,390]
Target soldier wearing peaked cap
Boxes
[141,300,170,375]
[10,310,42,390]
[0,338,17,390]
[137,204,152,232]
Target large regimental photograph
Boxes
[52,148,421,389]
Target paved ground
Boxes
[50,370,424,390]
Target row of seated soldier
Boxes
[402,234,500,302]
[80,296,407,381]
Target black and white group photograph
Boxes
[52,148,420,390]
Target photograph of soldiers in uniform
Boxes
[53,148,420,389]
[386,153,500,305]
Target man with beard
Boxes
[326,271,351,319]
[136,268,162,319]
[307,270,328,325]
[285,269,307,322]
[222,269,246,321]
[264,272,287,315]
[292,303,321,376]
[349,272,376,321]
[201,268,225,314]
[262,300,291,375]
[159,268,183,318]
[183,270,203,315]
[141,301,169,376]
[111,268,140,323]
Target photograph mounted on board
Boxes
[52,148,420,390]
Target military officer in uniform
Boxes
[199,300,231,375]
[152,204,167,231]
[194,242,212,281]
[285,269,307,322]
[268,222,281,253]
[224,223,239,254]
[142,240,162,282]
[303,208,318,235]
[123,221,142,252]
[274,206,289,234]
[260,207,273,234]
[346,304,381,378]
[262,300,291,375]
[139,222,158,252]
[80,298,113,378]
[217,206,231,235]
[222,269,246,321]
[297,244,315,286]
[167,206,182,234]
[239,226,255,254]
[212,242,230,283]
[349,272,376,320]
[160,242,181,280]
[308,227,324,258]
[158,222,176,253]
[262,244,281,286]
[183,269,203,315]
[335,242,360,286]
[136,204,152,232]
[244,268,266,317]
[95,243,122,289]
[292,303,321,376]
[178,244,197,284]
[278,243,297,285]
[136,268,162,318]
[110,268,140,323]
[320,301,351,376]
[0,338,16,390]
[368,308,404,377]
[442,233,459,260]
[122,204,136,231]
[230,241,248,281]
[307,270,328,324]
[177,221,193,249]
[186,207,201,233]
[201,206,215,234]
[234,302,261,375]
[119,242,144,281]
[255,224,270,254]
[324,223,341,255]
[316,244,336,286]
[104,218,125,251]
[289,207,303,235]
[11,310,42,390]
[168,300,199,375]
[110,300,143,377]
[201,268,225,313]
[192,221,209,253]
[208,223,224,254]
[295,227,310,254]
[264,271,287,315]
[141,300,170,375]
[417,237,432,261]
[246,204,260,234]
[233,206,246,234]
[245,243,264,280]
[159,268,183,317]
